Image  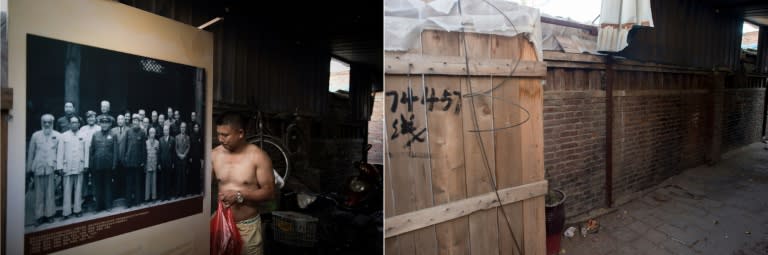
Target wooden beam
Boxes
[545,61,606,70]
[385,53,547,77]
[1,88,12,111]
[543,51,719,75]
[540,16,598,35]
[544,51,606,63]
[384,180,548,238]
[613,64,711,75]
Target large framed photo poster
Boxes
[22,34,206,254]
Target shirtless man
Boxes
[212,112,274,255]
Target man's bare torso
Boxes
[212,144,263,222]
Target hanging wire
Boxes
[457,0,535,254]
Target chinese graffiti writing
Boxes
[387,86,462,148]
[385,87,462,114]
[391,113,426,148]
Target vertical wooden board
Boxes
[425,75,469,255]
[647,71,656,90]
[491,33,521,59]
[640,71,648,90]
[384,74,437,255]
[460,32,490,59]
[385,130,398,255]
[545,70,555,91]
[573,70,586,91]
[463,76,500,255]
[518,41,544,183]
[554,69,565,91]
[520,78,546,255]
[461,31,500,255]
[422,30,460,56]
[613,71,623,90]
[422,29,469,255]
[410,74,440,255]
[491,34,524,255]
[384,74,416,254]
[588,70,601,90]
[518,38,546,255]
[523,196,546,255]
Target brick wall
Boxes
[543,69,607,217]
[368,91,384,165]
[722,88,765,152]
[544,66,719,219]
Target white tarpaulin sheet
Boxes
[596,0,653,52]
[385,0,543,61]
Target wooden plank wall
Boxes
[385,31,546,255]
[212,18,332,116]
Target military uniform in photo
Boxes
[158,132,175,200]
[123,122,147,206]
[91,117,119,211]
[110,120,129,201]
[174,129,190,197]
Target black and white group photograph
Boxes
[24,34,206,235]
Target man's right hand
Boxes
[26,172,34,190]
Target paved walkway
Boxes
[560,143,768,255]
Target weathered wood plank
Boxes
[384,75,438,255]
[384,180,548,238]
[386,53,547,77]
[543,51,606,63]
[520,36,547,255]
[385,128,397,255]
[1,88,12,111]
[545,61,606,70]
[422,29,470,255]
[491,34,524,255]
[461,32,500,255]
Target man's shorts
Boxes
[236,215,263,255]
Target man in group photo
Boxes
[24,100,205,230]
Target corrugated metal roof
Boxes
[701,0,768,26]
[617,0,743,70]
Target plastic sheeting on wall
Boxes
[596,0,654,52]
[541,21,598,53]
[385,0,543,61]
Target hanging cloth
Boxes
[596,0,654,52]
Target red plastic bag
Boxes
[211,200,243,255]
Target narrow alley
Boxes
[562,143,768,254]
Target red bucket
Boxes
[546,233,561,255]
[545,189,566,255]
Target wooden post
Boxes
[1,87,12,255]
[605,55,614,208]
[708,71,725,164]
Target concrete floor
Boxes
[560,143,768,255]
